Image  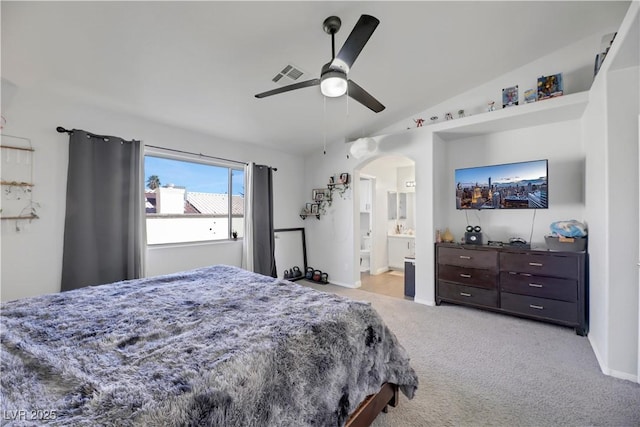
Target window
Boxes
[144,153,244,245]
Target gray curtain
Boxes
[251,164,277,277]
[61,130,144,291]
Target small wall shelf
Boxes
[300,213,321,220]
[1,214,38,221]
[1,181,34,187]
[431,91,589,142]
[300,173,351,220]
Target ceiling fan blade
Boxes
[331,15,379,73]
[348,80,385,113]
[255,79,320,98]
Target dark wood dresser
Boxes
[435,243,588,335]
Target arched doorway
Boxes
[354,154,415,299]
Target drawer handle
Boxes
[529,262,543,267]
[528,283,543,288]
[460,292,472,297]
[529,304,544,310]
[459,255,471,259]
[459,273,472,278]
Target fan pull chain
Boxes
[323,96,327,155]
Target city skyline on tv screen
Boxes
[455,159,548,209]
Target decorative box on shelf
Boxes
[544,236,587,252]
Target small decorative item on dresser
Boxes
[444,112,454,120]
[457,109,465,118]
[442,228,454,243]
[435,229,442,243]
[487,101,496,112]
[545,235,587,252]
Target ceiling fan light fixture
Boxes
[320,70,347,97]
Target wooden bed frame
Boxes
[345,383,399,427]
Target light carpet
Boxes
[302,281,640,426]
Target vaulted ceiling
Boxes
[1,1,630,155]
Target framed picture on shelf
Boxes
[310,203,319,214]
[339,173,350,185]
[312,188,330,201]
[524,88,537,104]
[502,85,519,108]
[305,203,314,213]
[537,73,563,100]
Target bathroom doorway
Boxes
[355,155,415,300]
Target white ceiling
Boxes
[1,1,630,155]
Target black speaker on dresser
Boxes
[464,225,483,245]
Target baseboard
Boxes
[329,280,360,289]
[373,267,389,275]
[589,335,639,383]
[413,297,435,306]
[589,334,607,375]
[608,369,639,383]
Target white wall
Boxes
[301,151,357,287]
[582,2,639,382]
[582,68,610,373]
[438,120,584,247]
[378,28,622,136]
[146,240,243,277]
[0,87,306,301]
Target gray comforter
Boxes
[1,265,417,426]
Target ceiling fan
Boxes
[255,15,385,113]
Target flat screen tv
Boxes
[455,159,548,209]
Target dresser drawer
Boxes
[438,281,498,308]
[500,272,577,302]
[501,292,577,324]
[438,247,498,270]
[438,265,497,289]
[500,252,578,279]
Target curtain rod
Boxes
[56,126,138,144]
[146,144,277,171]
[57,127,276,171]
[145,143,249,167]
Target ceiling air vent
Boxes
[271,64,307,86]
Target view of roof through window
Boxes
[144,155,244,244]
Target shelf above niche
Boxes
[431,91,589,142]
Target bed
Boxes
[1,265,418,426]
